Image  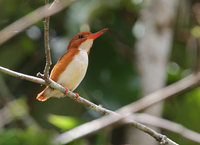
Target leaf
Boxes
[48,114,82,131]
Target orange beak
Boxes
[87,28,108,40]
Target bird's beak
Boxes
[87,28,108,40]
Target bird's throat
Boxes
[78,39,93,52]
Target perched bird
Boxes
[36,28,108,101]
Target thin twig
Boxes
[49,0,59,9]
[132,113,200,144]
[0,66,45,85]
[43,0,52,82]
[0,0,76,46]
[122,117,178,145]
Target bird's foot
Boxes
[62,86,79,101]
[74,93,79,101]
[63,87,69,95]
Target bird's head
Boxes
[67,28,108,53]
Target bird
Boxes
[36,28,108,102]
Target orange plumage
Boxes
[36,28,108,101]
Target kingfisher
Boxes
[36,28,108,101]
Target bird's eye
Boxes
[78,35,84,39]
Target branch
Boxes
[0,66,45,85]
[37,0,53,82]
[54,73,200,144]
[54,113,178,145]
[43,0,52,80]
[0,0,76,46]
[0,66,114,115]
[49,0,60,9]
[124,118,178,145]
[1,66,198,145]
[118,74,200,113]
[0,66,177,144]
[132,113,200,144]
[55,113,178,145]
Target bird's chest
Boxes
[58,51,88,90]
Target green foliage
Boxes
[48,114,82,131]
[191,26,200,38]
[0,127,53,145]
[163,88,200,145]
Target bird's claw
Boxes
[74,93,79,101]
[64,87,69,95]
[62,86,78,101]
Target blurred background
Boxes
[0,0,200,145]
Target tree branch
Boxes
[54,73,200,144]
[132,113,200,144]
[118,74,200,114]
[0,66,114,115]
[0,66,45,85]
[49,0,60,9]
[0,65,178,144]
[124,118,178,145]
[0,0,76,46]
[37,0,52,83]
[43,0,52,80]
[54,112,178,145]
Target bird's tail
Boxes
[36,86,49,102]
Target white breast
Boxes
[58,50,88,91]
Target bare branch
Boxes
[124,118,178,145]
[0,0,76,46]
[55,112,178,145]
[132,113,200,144]
[0,66,45,85]
[42,0,52,81]
[1,65,198,145]
[118,74,200,114]
[0,65,178,144]
[0,66,114,115]
[55,73,200,144]
[49,0,60,9]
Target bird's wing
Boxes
[50,48,80,82]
